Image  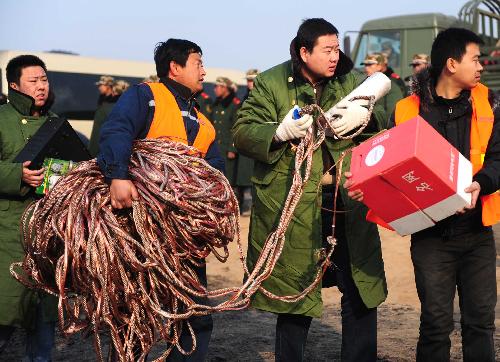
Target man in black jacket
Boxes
[347,27,499,362]
[387,28,499,362]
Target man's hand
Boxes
[110,179,139,209]
[343,171,364,202]
[457,181,481,214]
[22,161,45,187]
[275,106,314,142]
[227,151,237,160]
[328,100,368,136]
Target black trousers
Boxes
[274,190,377,362]
[411,228,496,362]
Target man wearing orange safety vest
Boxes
[348,27,499,361]
[97,39,223,361]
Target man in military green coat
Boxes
[232,19,387,362]
[195,89,213,118]
[211,77,241,188]
[362,53,404,127]
[88,79,130,157]
[0,55,57,361]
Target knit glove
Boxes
[327,100,368,136]
[275,106,314,142]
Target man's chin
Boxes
[324,69,336,78]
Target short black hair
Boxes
[6,55,47,85]
[294,18,338,56]
[430,27,484,80]
[154,39,202,78]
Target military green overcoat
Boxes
[232,60,387,317]
[0,89,57,327]
[212,95,240,185]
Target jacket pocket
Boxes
[0,199,10,211]
[251,168,280,186]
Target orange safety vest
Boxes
[145,82,216,156]
[393,83,500,226]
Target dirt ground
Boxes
[3,218,500,361]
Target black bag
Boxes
[14,117,91,169]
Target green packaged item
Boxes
[36,158,77,195]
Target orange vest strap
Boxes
[481,192,500,226]
[145,82,216,156]
[394,94,419,125]
[470,83,494,173]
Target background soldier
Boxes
[95,75,114,106]
[235,69,260,215]
[196,89,213,118]
[404,53,430,91]
[88,79,130,157]
[361,53,404,124]
[243,68,259,100]
[211,76,242,197]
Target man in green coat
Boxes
[232,18,387,361]
[211,77,242,189]
[361,53,404,127]
[0,55,57,361]
[88,79,130,157]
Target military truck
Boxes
[344,0,500,91]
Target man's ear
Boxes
[299,47,309,64]
[446,58,457,74]
[169,61,181,77]
[9,82,19,90]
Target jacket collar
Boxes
[161,77,194,101]
[214,92,236,108]
[7,87,53,116]
[412,68,471,114]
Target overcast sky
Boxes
[1,0,464,71]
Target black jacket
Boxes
[389,68,500,239]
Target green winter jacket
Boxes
[377,78,404,127]
[211,94,241,185]
[0,88,58,328]
[88,96,118,157]
[232,60,387,318]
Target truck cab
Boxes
[345,0,500,91]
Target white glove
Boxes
[275,106,314,142]
[328,100,368,136]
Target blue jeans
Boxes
[0,301,56,362]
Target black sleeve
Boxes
[473,90,500,195]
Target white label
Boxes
[365,145,385,166]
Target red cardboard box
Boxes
[349,116,472,235]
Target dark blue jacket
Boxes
[97,78,224,179]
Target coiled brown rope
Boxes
[11,96,375,361]
[12,139,243,361]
